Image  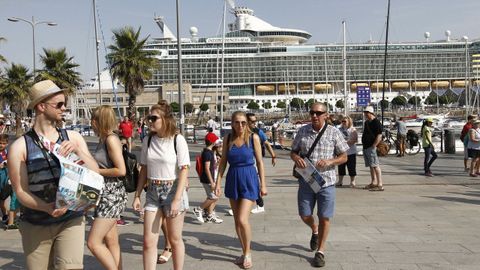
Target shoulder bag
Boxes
[292,124,328,179]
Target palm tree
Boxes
[0,37,7,63]
[107,26,158,121]
[0,63,33,136]
[36,47,82,95]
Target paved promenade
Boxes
[1,140,480,269]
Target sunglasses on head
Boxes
[147,115,160,123]
[309,110,326,117]
[44,101,66,109]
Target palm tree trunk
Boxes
[15,114,23,138]
[128,94,137,123]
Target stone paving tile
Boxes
[329,241,400,252]
[417,263,480,270]
[369,251,451,264]
[394,243,472,253]
[340,263,421,270]
[440,252,480,265]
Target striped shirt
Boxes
[292,123,349,187]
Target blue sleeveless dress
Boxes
[224,138,259,201]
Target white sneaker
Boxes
[227,209,234,216]
[192,207,205,223]
[205,213,223,224]
[251,206,265,214]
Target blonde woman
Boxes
[336,116,358,187]
[215,111,267,269]
[87,105,128,270]
[132,101,190,270]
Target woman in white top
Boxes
[132,101,190,270]
[336,116,358,187]
[467,120,480,177]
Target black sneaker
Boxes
[312,252,325,267]
[310,233,319,251]
[4,223,19,231]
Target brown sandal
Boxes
[363,183,377,190]
[157,248,172,264]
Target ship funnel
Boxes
[154,16,177,41]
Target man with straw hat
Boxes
[7,80,99,269]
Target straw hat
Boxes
[473,119,480,125]
[425,118,434,123]
[28,80,65,109]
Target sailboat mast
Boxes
[381,0,391,126]
[220,1,227,129]
[93,0,102,105]
[324,50,329,109]
[342,21,348,115]
[176,0,185,134]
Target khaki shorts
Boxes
[19,216,85,270]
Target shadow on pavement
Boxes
[423,195,480,205]
[0,250,24,269]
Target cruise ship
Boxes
[79,4,480,118]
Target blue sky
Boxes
[1,0,479,82]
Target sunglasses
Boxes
[309,110,326,117]
[234,121,247,126]
[44,101,66,109]
[147,115,160,123]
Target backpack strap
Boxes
[174,134,178,155]
[147,134,153,148]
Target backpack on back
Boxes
[195,154,203,177]
[120,144,139,193]
[252,128,266,157]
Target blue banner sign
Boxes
[356,86,371,107]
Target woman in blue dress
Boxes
[215,111,267,269]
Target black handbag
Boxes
[292,124,328,179]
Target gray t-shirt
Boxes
[395,121,407,136]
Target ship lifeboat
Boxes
[278,84,296,93]
[256,85,275,93]
[431,81,450,88]
[371,82,389,89]
[412,81,430,88]
[299,83,312,90]
[350,82,369,90]
[392,82,409,89]
[452,80,468,88]
[314,83,332,92]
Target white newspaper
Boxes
[39,137,104,211]
[294,158,325,193]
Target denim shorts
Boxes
[363,147,380,167]
[297,180,335,218]
[144,180,189,216]
[202,183,218,200]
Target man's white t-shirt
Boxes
[206,119,217,131]
[140,134,190,180]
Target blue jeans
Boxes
[424,146,437,173]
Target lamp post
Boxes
[7,16,57,77]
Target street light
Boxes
[7,16,57,77]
